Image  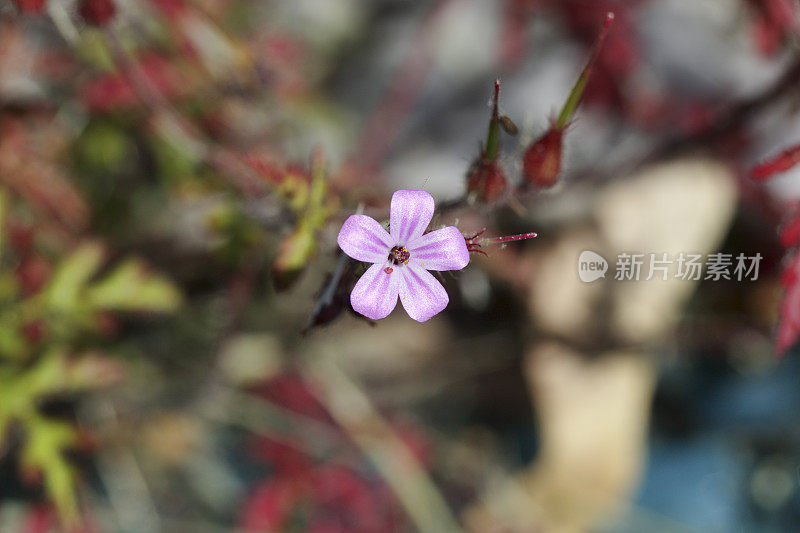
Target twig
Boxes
[645,56,800,165]
[77,400,162,533]
[443,55,800,213]
[200,388,357,468]
[350,0,454,174]
[102,29,272,198]
[301,352,462,533]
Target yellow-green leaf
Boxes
[87,259,182,312]
[20,416,80,528]
[45,242,105,313]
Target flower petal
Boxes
[350,263,400,320]
[407,226,469,271]
[337,215,394,263]
[390,190,435,245]
[398,264,448,322]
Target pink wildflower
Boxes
[337,190,469,322]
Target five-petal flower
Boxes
[337,190,470,322]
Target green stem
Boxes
[556,12,615,130]
[483,79,502,160]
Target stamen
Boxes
[465,229,537,256]
[479,232,538,244]
[389,246,411,265]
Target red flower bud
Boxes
[79,0,116,26]
[466,158,507,202]
[522,127,563,188]
[13,0,47,14]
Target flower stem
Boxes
[483,79,502,160]
[555,12,615,130]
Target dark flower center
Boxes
[389,246,410,265]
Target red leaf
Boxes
[78,0,116,26]
[751,142,800,181]
[13,0,47,14]
[779,213,800,248]
[776,251,800,355]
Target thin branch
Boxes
[302,353,463,533]
[102,29,272,199]
[350,0,454,174]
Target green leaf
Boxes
[20,416,80,528]
[73,120,132,175]
[0,351,67,420]
[0,352,78,527]
[76,28,115,71]
[87,259,183,312]
[0,351,82,527]
[44,242,105,313]
[20,350,68,400]
[0,320,28,361]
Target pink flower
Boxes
[337,190,469,322]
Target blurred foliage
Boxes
[0,175,181,525]
[2,0,800,531]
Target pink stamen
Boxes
[478,232,538,244]
[465,229,536,256]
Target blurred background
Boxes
[2,0,800,531]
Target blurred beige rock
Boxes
[528,227,606,341]
[465,344,655,533]
[528,158,737,346]
[596,159,737,344]
[469,158,736,532]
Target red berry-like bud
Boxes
[79,0,116,26]
[14,0,47,13]
[466,158,507,202]
[522,127,563,188]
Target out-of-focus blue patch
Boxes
[632,435,743,532]
[697,357,800,431]
[626,354,800,532]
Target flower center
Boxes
[389,245,410,265]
